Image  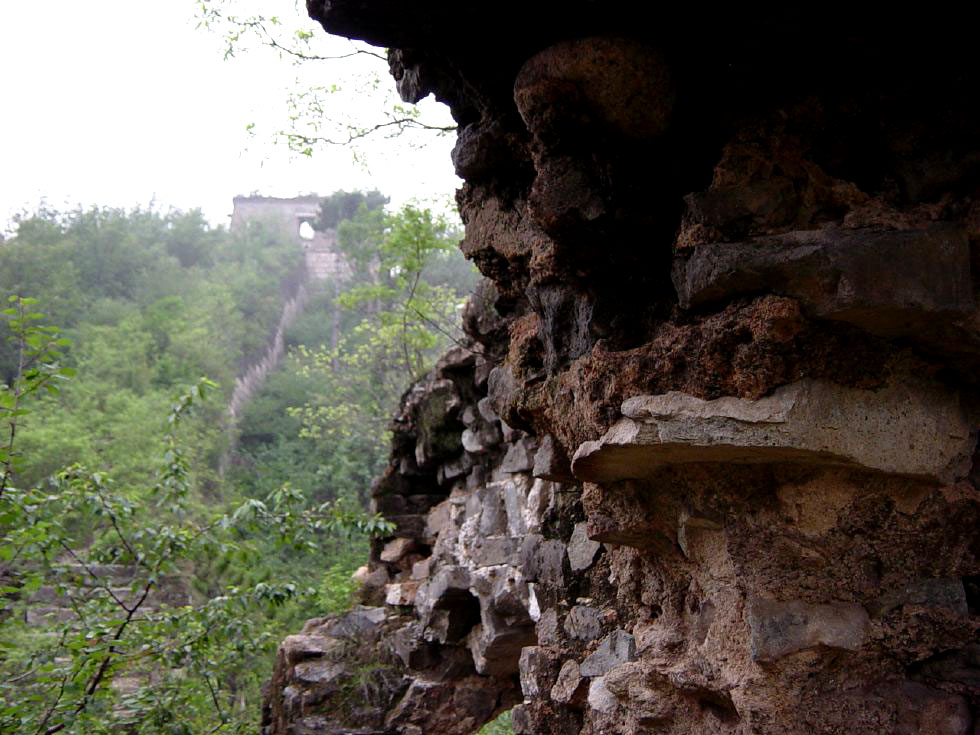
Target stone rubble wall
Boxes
[23,563,188,627]
[265,7,980,735]
[228,282,309,422]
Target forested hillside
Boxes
[0,194,477,733]
[0,206,302,490]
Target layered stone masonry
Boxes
[265,7,980,735]
[264,345,536,735]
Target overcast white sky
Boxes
[0,0,461,235]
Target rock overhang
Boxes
[267,6,980,734]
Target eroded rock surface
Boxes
[266,6,980,734]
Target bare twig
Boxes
[288,118,457,147]
[254,29,385,63]
[410,307,485,357]
[401,267,423,378]
[203,10,385,62]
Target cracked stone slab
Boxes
[747,596,870,662]
[572,377,974,484]
[292,659,346,687]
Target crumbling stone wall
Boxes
[264,6,980,734]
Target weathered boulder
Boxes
[518,646,559,699]
[550,659,589,707]
[500,437,536,474]
[380,537,418,563]
[586,676,617,714]
[385,582,420,607]
[566,522,601,572]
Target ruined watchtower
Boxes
[229,194,347,281]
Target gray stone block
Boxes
[747,596,869,662]
[563,605,602,641]
[579,630,636,677]
[672,225,975,339]
[532,434,576,483]
[567,522,601,572]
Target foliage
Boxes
[479,710,514,735]
[0,315,392,733]
[0,297,75,501]
[0,206,301,490]
[315,189,388,232]
[287,203,475,503]
[0,193,477,733]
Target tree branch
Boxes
[203,10,386,63]
[34,674,68,735]
[288,117,457,148]
[204,673,225,724]
[56,541,131,612]
[94,488,145,569]
[410,306,485,356]
[44,579,155,734]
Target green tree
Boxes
[0,205,308,491]
[0,195,476,732]
[315,189,388,231]
[0,297,75,500]
[289,203,474,503]
[0,305,394,733]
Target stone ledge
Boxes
[572,377,974,484]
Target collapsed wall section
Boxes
[265,6,980,734]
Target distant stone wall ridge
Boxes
[227,282,309,422]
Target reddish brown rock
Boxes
[266,6,980,735]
